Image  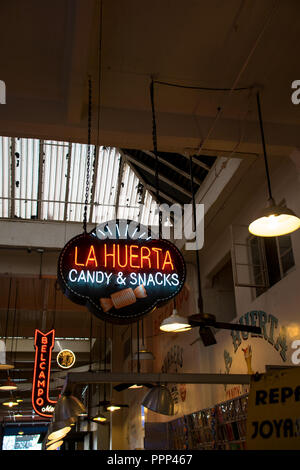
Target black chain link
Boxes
[83,77,92,233]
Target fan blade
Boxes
[199,326,217,347]
[114,383,135,392]
[214,322,261,334]
[190,337,201,346]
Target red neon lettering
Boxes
[117,244,128,268]
[74,246,84,266]
[152,248,162,269]
[104,243,116,268]
[162,250,174,270]
[129,245,140,268]
[141,246,151,269]
[85,245,98,267]
[32,329,57,419]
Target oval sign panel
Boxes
[57,219,186,324]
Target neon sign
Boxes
[57,220,186,323]
[32,329,57,418]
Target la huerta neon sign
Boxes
[57,220,186,323]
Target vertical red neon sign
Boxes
[32,329,57,418]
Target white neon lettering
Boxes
[69,269,78,282]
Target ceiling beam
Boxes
[124,153,192,198]
[119,150,179,205]
[62,372,251,393]
[142,150,203,185]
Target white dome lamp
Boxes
[248,92,300,237]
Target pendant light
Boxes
[47,420,72,441]
[149,79,191,333]
[0,376,17,391]
[142,385,174,416]
[46,440,64,451]
[92,321,108,424]
[248,92,300,237]
[133,319,155,361]
[0,278,14,370]
[2,399,18,407]
[160,308,192,333]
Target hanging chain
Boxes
[83,77,92,233]
[150,79,162,238]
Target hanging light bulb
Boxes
[160,309,192,333]
[18,430,24,435]
[248,92,300,237]
[0,376,18,391]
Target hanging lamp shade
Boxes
[92,412,107,423]
[0,363,14,370]
[53,394,86,423]
[47,420,72,441]
[248,199,300,237]
[46,440,64,451]
[133,347,154,361]
[2,399,18,407]
[142,385,174,416]
[0,376,17,391]
[160,309,192,333]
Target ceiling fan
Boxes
[188,313,261,347]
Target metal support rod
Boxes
[189,155,204,313]
[256,92,273,201]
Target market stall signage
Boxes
[246,367,300,449]
[57,220,186,324]
[32,329,57,418]
[56,349,76,369]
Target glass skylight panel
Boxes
[0,136,155,226]
[67,143,92,222]
[0,136,10,218]
[14,138,39,219]
[41,141,69,221]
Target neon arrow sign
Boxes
[32,329,57,418]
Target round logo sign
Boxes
[56,349,76,369]
[57,219,186,324]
